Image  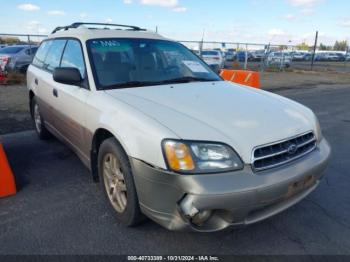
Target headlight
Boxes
[315,116,323,142]
[162,140,243,174]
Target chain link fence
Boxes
[1,33,349,73]
[179,40,350,73]
[0,33,47,46]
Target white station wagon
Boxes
[27,23,331,232]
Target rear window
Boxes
[0,46,25,54]
[201,51,219,56]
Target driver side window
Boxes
[61,40,86,78]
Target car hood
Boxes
[105,81,316,163]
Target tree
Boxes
[334,40,348,51]
[0,37,20,45]
[279,45,288,50]
[319,43,331,51]
[296,42,309,50]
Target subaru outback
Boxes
[27,23,331,232]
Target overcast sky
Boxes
[1,0,349,46]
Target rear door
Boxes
[29,40,54,127]
[30,39,67,130]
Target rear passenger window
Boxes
[61,40,85,78]
[43,40,67,72]
[32,41,52,68]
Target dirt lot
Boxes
[260,70,350,90]
[1,70,350,134]
[0,84,32,134]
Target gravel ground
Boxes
[0,84,32,134]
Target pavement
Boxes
[0,84,350,255]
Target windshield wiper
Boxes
[103,81,157,89]
[103,77,218,90]
[158,76,218,84]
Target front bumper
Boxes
[131,138,331,232]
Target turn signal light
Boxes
[164,141,195,172]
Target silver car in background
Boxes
[201,50,225,72]
[267,52,292,68]
[0,45,38,73]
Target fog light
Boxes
[191,210,212,226]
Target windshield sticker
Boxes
[182,60,209,73]
[95,40,121,47]
[90,40,131,52]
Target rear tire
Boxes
[31,97,51,140]
[98,138,144,227]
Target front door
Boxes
[50,39,91,162]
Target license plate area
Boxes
[286,175,316,198]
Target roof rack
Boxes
[51,22,145,34]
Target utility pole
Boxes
[244,44,248,70]
[311,30,318,71]
[344,42,349,67]
[199,29,205,57]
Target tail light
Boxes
[1,56,10,65]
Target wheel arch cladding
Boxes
[90,128,129,182]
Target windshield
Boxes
[87,38,221,89]
[0,46,25,54]
[201,51,219,56]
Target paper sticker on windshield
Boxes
[182,60,209,73]
[90,40,131,52]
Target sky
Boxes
[1,0,349,47]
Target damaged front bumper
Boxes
[130,138,331,232]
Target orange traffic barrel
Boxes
[220,69,260,89]
[0,142,16,198]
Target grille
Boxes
[252,132,316,171]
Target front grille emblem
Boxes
[253,132,316,171]
[287,144,298,155]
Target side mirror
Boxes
[53,67,82,86]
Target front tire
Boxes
[31,97,51,140]
[98,138,144,226]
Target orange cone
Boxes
[0,143,16,198]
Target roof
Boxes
[50,28,168,42]
[48,23,169,42]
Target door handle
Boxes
[34,78,38,85]
[53,88,58,97]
